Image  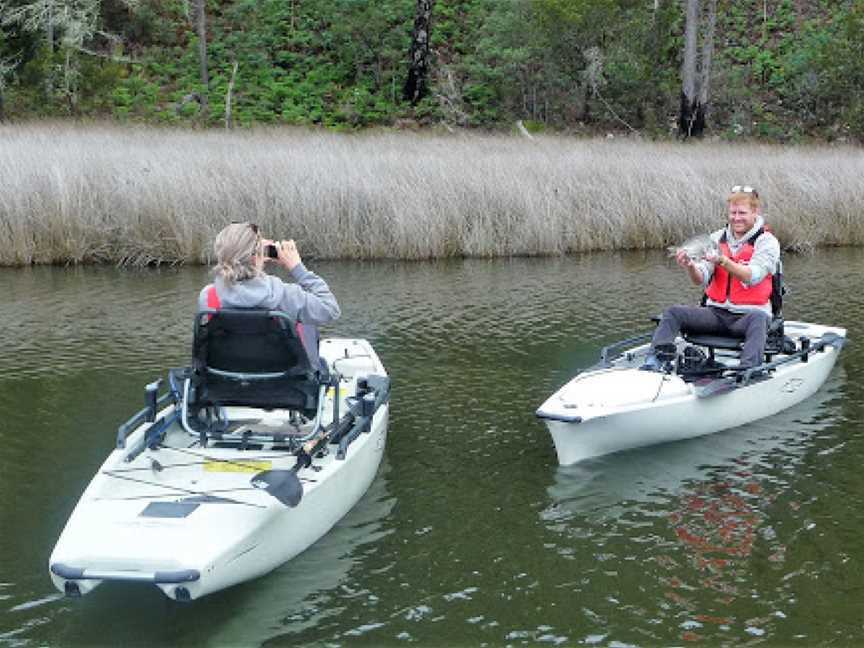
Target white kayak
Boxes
[537,320,846,466]
[49,309,390,602]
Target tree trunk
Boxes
[225,61,238,129]
[699,0,716,108]
[403,0,434,105]
[64,49,76,113]
[194,0,209,117]
[45,1,54,98]
[678,0,702,138]
[46,2,53,53]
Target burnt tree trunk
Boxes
[678,0,717,139]
[679,0,703,137]
[403,0,434,105]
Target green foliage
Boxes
[773,2,864,140]
[111,73,159,119]
[1,0,862,141]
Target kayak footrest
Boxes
[50,563,200,584]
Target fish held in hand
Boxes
[668,235,719,262]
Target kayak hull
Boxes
[49,338,389,600]
[538,321,846,465]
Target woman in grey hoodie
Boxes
[197,222,341,367]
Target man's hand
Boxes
[676,247,705,287]
[675,248,694,268]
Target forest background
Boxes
[1,0,863,267]
[1,0,863,142]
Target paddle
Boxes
[250,449,312,507]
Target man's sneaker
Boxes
[640,352,661,371]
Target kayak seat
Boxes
[190,308,325,417]
[683,317,790,362]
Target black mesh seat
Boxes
[190,309,326,417]
[683,317,789,361]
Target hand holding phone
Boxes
[279,239,301,271]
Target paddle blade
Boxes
[251,470,303,507]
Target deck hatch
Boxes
[140,502,200,518]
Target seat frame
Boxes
[178,308,338,446]
[683,316,787,363]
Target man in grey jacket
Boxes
[198,222,340,367]
[645,186,780,370]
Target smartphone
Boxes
[265,244,278,259]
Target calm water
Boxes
[1,250,862,647]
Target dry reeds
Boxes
[0,123,862,266]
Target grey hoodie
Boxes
[696,215,780,315]
[197,263,340,366]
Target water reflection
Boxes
[542,370,847,645]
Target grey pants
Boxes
[652,305,772,368]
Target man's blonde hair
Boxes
[213,222,262,284]
[727,188,761,211]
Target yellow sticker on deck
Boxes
[203,460,272,473]
[327,382,352,398]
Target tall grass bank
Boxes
[1,124,862,266]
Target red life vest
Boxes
[206,284,221,310]
[704,228,773,306]
[205,284,306,347]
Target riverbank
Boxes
[1,123,862,267]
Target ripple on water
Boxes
[0,267,200,380]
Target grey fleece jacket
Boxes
[197,263,340,365]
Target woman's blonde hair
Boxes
[212,222,262,284]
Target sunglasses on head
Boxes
[731,185,759,197]
[231,221,259,234]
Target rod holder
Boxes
[800,337,810,363]
[144,379,162,423]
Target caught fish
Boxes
[667,234,719,262]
